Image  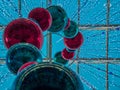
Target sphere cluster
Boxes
[3,5,83,73]
[3,5,84,90]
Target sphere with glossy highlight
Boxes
[62,48,75,60]
[63,21,79,38]
[4,18,43,49]
[64,32,84,50]
[47,5,68,32]
[54,51,68,65]
[28,8,52,31]
[6,43,42,74]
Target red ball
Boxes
[18,62,38,73]
[64,32,83,50]
[4,18,43,49]
[28,8,52,31]
[64,18,70,30]
[62,48,75,60]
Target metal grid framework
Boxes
[0,0,120,90]
[0,0,119,63]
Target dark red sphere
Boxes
[28,8,52,31]
[64,32,83,50]
[64,18,70,30]
[18,61,38,73]
[4,18,43,49]
[62,48,75,60]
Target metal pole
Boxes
[78,25,120,30]
[18,0,22,17]
[47,32,52,63]
[1,58,120,65]
[78,0,80,25]
[46,0,52,63]
[106,0,110,90]
[76,0,80,74]
[0,24,120,30]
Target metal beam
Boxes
[46,0,52,63]
[78,60,120,64]
[106,0,110,89]
[76,0,80,74]
[1,58,120,65]
[79,25,120,30]
[1,24,120,30]
[18,0,22,17]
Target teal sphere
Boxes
[47,5,68,32]
[63,21,79,38]
[54,51,68,65]
[6,43,42,74]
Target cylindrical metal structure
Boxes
[11,62,84,90]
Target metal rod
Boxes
[77,58,120,60]
[1,58,120,65]
[47,32,52,63]
[106,0,110,89]
[76,0,80,74]
[79,25,119,30]
[1,58,120,60]
[0,24,120,30]
[46,0,52,63]
[78,0,80,26]
[18,0,22,17]
[78,24,120,27]
[0,24,120,27]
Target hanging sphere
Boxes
[6,43,42,74]
[54,51,68,65]
[18,61,38,74]
[47,5,68,32]
[4,18,43,49]
[64,32,84,50]
[28,8,52,31]
[62,48,75,60]
[11,63,84,90]
[64,18,70,30]
[63,21,79,38]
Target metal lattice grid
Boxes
[0,0,120,90]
